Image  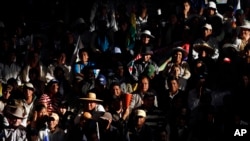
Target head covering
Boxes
[235,9,244,15]
[135,109,146,117]
[141,46,154,55]
[59,100,69,109]
[240,21,250,30]
[222,43,239,52]
[208,1,217,10]
[193,42,215,55]
[6,105,26,119]
[50,112,59,121]
[47,79,59,88]
[203,23,212,30]
[79,92,103,102]
[140,30,155,38]
[172,46,188,58]
[100,112,112,120]
[23,82,35,91]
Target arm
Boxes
[158,57,172,72]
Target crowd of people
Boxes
[0,0,250,141]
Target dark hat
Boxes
[141,46,154,55]
[172,46,188,57]
[99,112,112,120]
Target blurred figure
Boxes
[127,109,154,141]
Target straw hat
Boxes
[79,92,103,102]
[140,30,155,38]
[193,42,215,55]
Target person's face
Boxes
[169,80,179,93]
[48,118,59,130]
[8,116,23,127]
[143,54,151,62]
[112,85,121,97]
[80,51,89,62]
[208,8,216,15]
[59,107,67,115]
[37,108,48,118]
[58,53,66,64]
[173,66,181,76]
[183,2,190,11]
[24,88,33,98]
[203,28,212,37]
[240,28,250,40]
[50,83,59,94]
[174,51,183,62]
[135,116,145,126]
[2,88,12,99]
[159,130,168,141]
[140,77,149,92]
[86,101,97,111]
[141,35,150,44]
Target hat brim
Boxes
[79,98,103,102]
[141,51,154,55]
[172,47,188,57]
[193,44,215,55]
[140,33,155,38]
[240,25,250,30]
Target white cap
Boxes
[208,1,217,10]
[203,23,212,30]
[135,109,146,117]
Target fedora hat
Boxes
[193,42,215,55]
[141,46,154,55]
[140,30,155,38]
[79,92,103,102]
[240,21,250,30]
[172,46,188,57]
[6,105,26,119]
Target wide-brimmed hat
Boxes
[99,112,112,120]
[6,105,26,119]
[172,46,188,57]
[240,21,250,30]
[140,30,155,38]
[79,92,103,102]
[193,42,215,55]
